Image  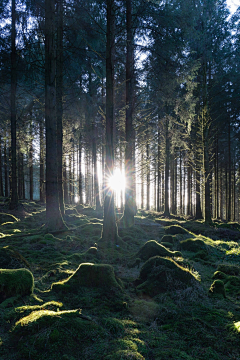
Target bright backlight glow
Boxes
[108,169,125,192]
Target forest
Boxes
[1,0,240,359]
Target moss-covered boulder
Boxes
[225,276,240,295]
[217,264,240,276]
[136,240,182,261]
[11,309,107,360]
[0,246,30,269]
[212,271,229,282]
[161,242,173,249]
[209,280,226,298]
[135,256,199,297]
[180,238,207,252]
[52,263,121,291]
[0,268,34,301]
[161,235,174,244]
[164,225,189,235]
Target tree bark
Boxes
[102,0,118,243]
[45,0,65,230]
[164,119,170,216]
[123,0,136,226]
[9,0,18,209]
[56,0,64,215]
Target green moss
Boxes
[0,245,30,269]
[105,350,145,360]
[11,309,107,359]
[180,238,207,252]
[209,280,226,298]
[0,268,34,301]
[52,263,122,291]
[136,256,199,297]
[136,240,182,261]
[225,276,240,295]
[161,242,173,249]
[217,264,240,276]
[212,271,229,282]
[161,235,174,244]
[164,225,189,235]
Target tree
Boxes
[9,0,18,210]
[101,0,118,243]
[45,0,65,230]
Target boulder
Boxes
[136,240,181,262]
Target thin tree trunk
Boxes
[56,0,64,215]
[40,118,45,202]
[45,0,65,230]
[123,0,135,226]
[102,0,118,243]
[164,119,170,216]
[9,0,18,209]
[29,118,33,200]
[79,133,83,204]
[0,136,3,196]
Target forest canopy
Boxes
[0,0,240,226]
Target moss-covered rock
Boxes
[105,350,145,360]
[0,245,30,269]
[180,238,207,252]
[225,276,240,295]
[52,263,121,291]
[11,309,107,360]
[135,256,199,297]
[136,240,182,261]
[209,280,226,298]
[164,225,189,235]
[217,264,240,276]
[0,268,34,301]
[161,235,174,244]
[212,271,229,282]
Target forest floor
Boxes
[0,199,240,359]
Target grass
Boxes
[0,202,240,359]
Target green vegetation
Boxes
[0,203,240,359]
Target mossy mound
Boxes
[136,240,182,261]
[11,309,107,360]
[0,246,30,269]
[209,280,226,298]
[161,235,174,244]
[0,268,34,301]
[180,238,207,252]
[225,276,240,295]
[135,256,199,297]
[0,212,19,224]
[217,264,240,276]
[105,350,145,360]
[212,271,229,282]
[164,225,189,235]
[161,242,173,249]
[52,263,122,291]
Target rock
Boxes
[0,268,34,301]
[135,256,199,297]
[164,225,189,235]
[136,240,182,262]
[180,238,207,252]
[209,280,226,298]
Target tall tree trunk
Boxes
[45,0,65,230]
[102,0,118,243]
[79,133,83,204]
[164,119,170,216]
[56,0,64,215]
[9,0,18,209]
[141,150,144,209]
[157,119,161,212]
[123,0,135,226]
[179,150,182,214]
[146,141,150,210]
[40,118,45,202]
[227,119,231,221]
[29,118,33,200]
[0,136,3,197]
[92,123,101,211]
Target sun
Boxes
[108,169,125,192]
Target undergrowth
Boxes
[0,203,240,359]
